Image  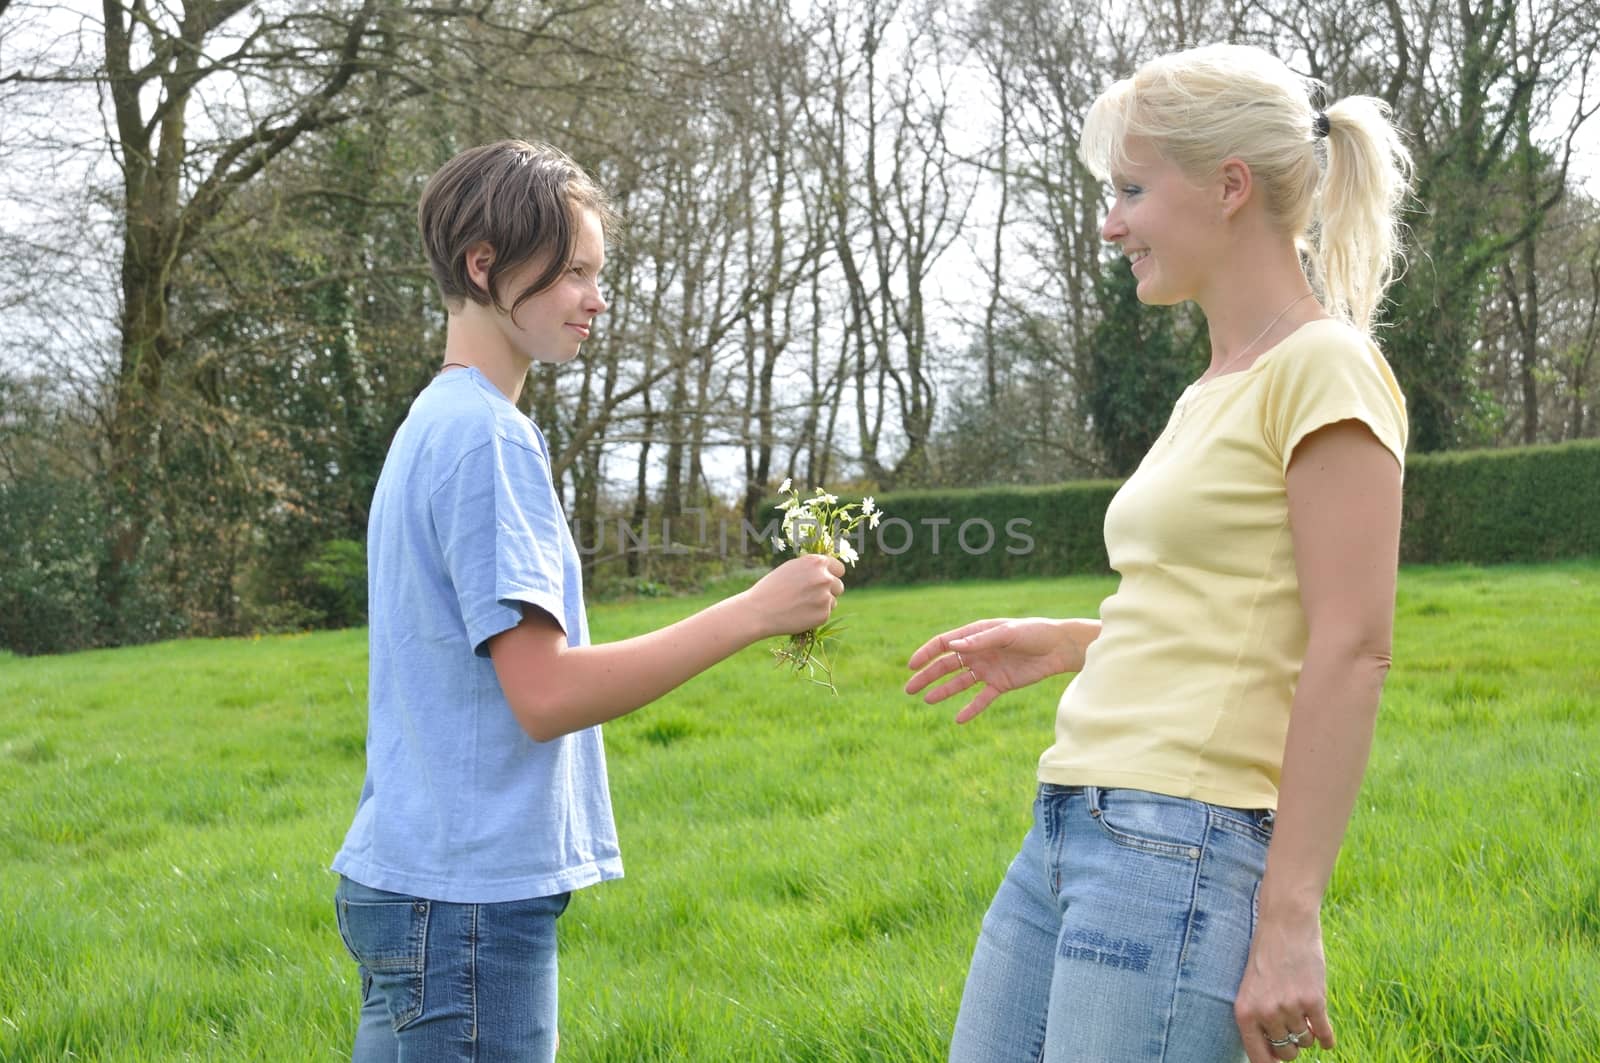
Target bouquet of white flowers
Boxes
[768,478,881,693]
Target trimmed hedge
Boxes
[851,439,1600,585]
[1400,439,1600,564]
[850,481,1120,586]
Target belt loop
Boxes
[1260,808,1276,831]
[1085,785,1103,818]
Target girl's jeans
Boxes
[950,784,1274,1063]
[335,876,570,1063]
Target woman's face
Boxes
[1100,137,1224,307]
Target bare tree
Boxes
[798,0,971,488]
[953,0,1134,476]
[1482,187,1600,443]
[733,0,825,524]
[4,0,627,633]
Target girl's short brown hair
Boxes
[418,140,616,316]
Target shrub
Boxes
[1401,439,1600,563]
[850,481,1118,586]
[303,538,368,629]
[0,475,105,655]
[849,439,1600,585]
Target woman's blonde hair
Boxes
[1079,43,1412,332]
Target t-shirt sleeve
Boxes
[430,432,572,656]
[1263,328,1409,475]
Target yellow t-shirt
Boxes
[1037,319,1407,810]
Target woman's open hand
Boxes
[904,617,1092,723]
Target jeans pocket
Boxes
[1087,787,1205,860]
[333,885,360,965]
[337,891,429,1030]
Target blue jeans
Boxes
[950,785,1273,1063]
[334,877,571,1063]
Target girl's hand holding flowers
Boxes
[741,553,846,638]
[768,478,882,693]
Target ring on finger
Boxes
[1267,1025,1312,1049]
[955,651,968,672]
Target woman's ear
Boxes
[1218,158,1253,219]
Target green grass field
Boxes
[2,562,1597,1061]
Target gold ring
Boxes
[955,651,968,671]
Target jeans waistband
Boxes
[1037,783,1275,831]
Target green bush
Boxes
[851,439,1600,585]
[0,474,188,654]
[1400,439,1600,564]
[0,475,104,655]
[850,481,1119,586]
[303,538,368,629]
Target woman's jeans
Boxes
[334,876,571,1063]
[950,785,1274,1063]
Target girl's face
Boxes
[1100,137,1224,307]
[489,207,609,366]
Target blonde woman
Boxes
[907,44,1412,1063]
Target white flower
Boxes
[777,496,797,511]
[772,536,786,552]
[862,496,876,515]
[836,537,859,566]
[779,476,793,494]
[784,507,817,543]
[869,510,882,529]
[812,491,838,505]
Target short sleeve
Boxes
[430,433,573,656]
[1263,326,1408,475]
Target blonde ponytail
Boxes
[1314,98,1413,331]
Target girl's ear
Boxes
[1218,158,1253,219]
[464,241,496,292]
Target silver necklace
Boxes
[1198,291,1316,385]
[1168,291,1316,439]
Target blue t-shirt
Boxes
[332,368,622,903]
